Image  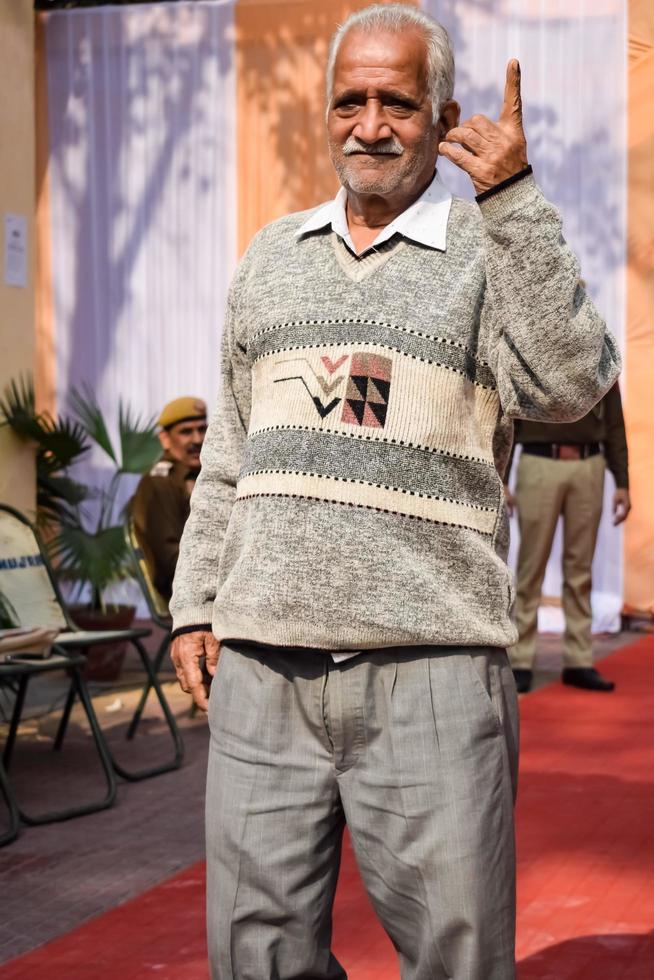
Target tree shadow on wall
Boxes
[43,2,233,399]
[42,0,626,402]
[44,0,375,402]
[426,0,624,277]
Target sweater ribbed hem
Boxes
[211,611,518,653]
[477,173,541,225]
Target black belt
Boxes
[522,441,602,461]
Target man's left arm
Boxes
[603,383,631,524]
[440,60,621,422]
[479,178,620,422]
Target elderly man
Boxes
[170,6,619,979]
[131,396,207,602]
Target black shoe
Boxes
[561,667,615,692]
[512,668,533,693]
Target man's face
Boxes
[327,28,442,197]
[159,419,207,468]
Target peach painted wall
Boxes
[0,0,36,512]
[235,0,417,254]
[625,1,654,611]
[34,13,56,419]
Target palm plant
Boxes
[0,376,89,525]
[1,377,162,613]
[49,385,163,612]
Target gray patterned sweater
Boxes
[170,175,620,651]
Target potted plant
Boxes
[1,378,162,680]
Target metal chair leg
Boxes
[53,679,77,751]
[19,663,117,826]
[3,674,29,770]
[105,637,183,782]
[0,759,20,847]
[126,632,171,740]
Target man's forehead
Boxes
[332,28,428,88]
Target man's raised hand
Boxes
[170,630,220,712]
[438,59,529,196]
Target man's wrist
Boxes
[170,623,213,642]
[475,165,533,203]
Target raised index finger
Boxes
[500,58,522,125]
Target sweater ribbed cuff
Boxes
[170,603,216,638]
[476,171,541,225]
[475,165,533,203]
[170,623,213,642]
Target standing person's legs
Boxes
[510,454,567,669]
[336,647,519,980]
[560,455,606,667]
[205,643,346,980]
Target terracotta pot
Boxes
[69,604,136,682]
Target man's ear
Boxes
[438,100,461,140]
[158,429,171,453]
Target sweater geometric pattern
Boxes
[240,336,498,532]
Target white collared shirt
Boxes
[295,171,453,256]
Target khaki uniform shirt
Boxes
[509,383,629,488]
[131,458,197,600]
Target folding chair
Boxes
[0,755,20,847]
[123,517,174,740]
[0,504,183,781]
[0,648,117,845]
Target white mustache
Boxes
[342,136,405,156]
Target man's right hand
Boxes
[170,630,220,712]
[503,484,517,518]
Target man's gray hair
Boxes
[326,4,455,120]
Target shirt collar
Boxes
[295,171,452,255]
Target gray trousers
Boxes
[206,643,519,980]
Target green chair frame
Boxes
[0,756,20,847]
[0,649,117,846]
[123,517,175,740]
[0,504,183,782]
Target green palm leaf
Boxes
[49,522,129,595]
[37,473,88,525]
[70,385,117,463]
[37,414,90,470]
[0,376,41,440]
[1,376,90,468]
[118,402,162,474]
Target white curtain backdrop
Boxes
[45,0,237,502]
[422,0,627,631]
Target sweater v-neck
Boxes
[329,231,408,283]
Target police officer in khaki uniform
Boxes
[505,382,630,693]
[131,397,207,602]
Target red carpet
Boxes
[2,636,654,979]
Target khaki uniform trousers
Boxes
[509,452,606,670]
[206,642,519,980]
